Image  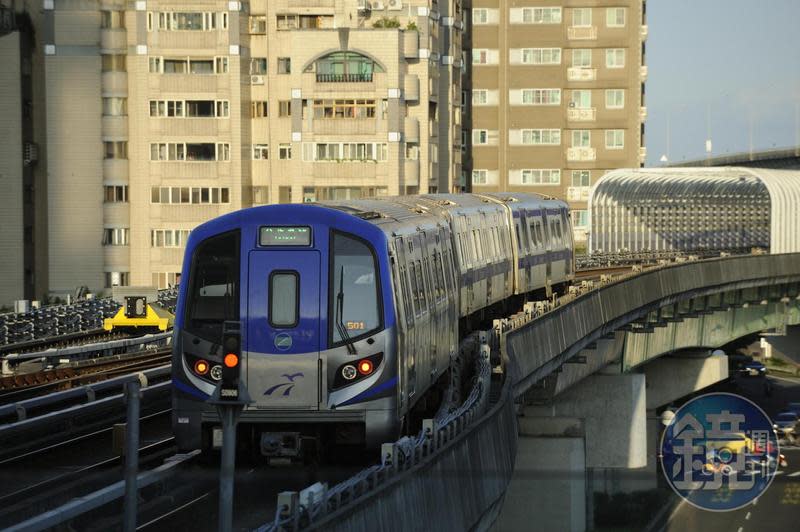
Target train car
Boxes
[172,193,572,460]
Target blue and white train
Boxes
[172,193,573,458]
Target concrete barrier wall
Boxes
[312,377,518,532]
[505,253,800,397]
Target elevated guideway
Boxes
[264,251,800,531]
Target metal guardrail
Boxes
[259,332,517,531]
[0,367,171,459]
[5,450,199,532]
[1,331,172,369]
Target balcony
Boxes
[403,30,419,59]
[567,26,597,40]
[100,29,126,52]
[316,73,373,83]
[639,65,648,80]
[567,108,596,122]
[103,158,128,181]
[567,147,596,162]
[312,119,377,136]
[312,162,378,179]
[404,75,419,101]
[288,0,336,7]
[567,67,596,82]
[101,115,128,138]
[404,159,419,186]
[567,186,591,202]
[404,117,419,143]
[102,71,128,93]
[640,25,649,39]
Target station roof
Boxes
[590,167,800,253]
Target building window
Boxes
[278,57,291,74]
[472,8,489,24]
[102,97,127,116]
[279,100,292,117]
[571,170,591,187]
[149,100,183,117]
[101,11,126,29]
[102,227,129,246]
[149,142,230,161]
[312,99,375,119]
[521,129,561,145]
[472,90,488,105]
[248,15,267,34]
[249,58,268,75]
[521,48,561,65]
[152,272,181,290]
[606,7,625,27]
[606,49,625,68]
[151,229,191,248]
[150,186,230,204]
[523,7,562,24]
[572,8,592,27]
[572,130,591,147]
[151,11,223,31]
[279,143,292,160]
[605,129,625,149]
[405,143,419,160]
[521,169,561,185]
[277,14,333,30]
[306,51,383,82]
[523,88,561,105]
[572,49,592,67]
[301,142,388,162]
[101,54,126,72]
[572,210,589,228]
[472,170,488,185]
[252,101,268,117]
[253,144,269,160]
[570,90,591,108]
[148,57,161,73]
[105,271,129,288]
[472,129,489,145]
[104,185,128,203]
[216,143,230,161]
[216,100,229,117]
[605,89,625,109]
[104,141,127,159]
[472,49,498,65]
[215,57,228,73]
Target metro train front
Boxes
[171,204,397,459]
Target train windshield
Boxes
[330,232,381,344]
[185,231,240,342]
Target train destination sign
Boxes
[260,226,312,247]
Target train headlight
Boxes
[194,359,210,376]
[210,365,223,381]
[358,359,374,375]
[342,364,357,380]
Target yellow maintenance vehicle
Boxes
[103,287,174,332]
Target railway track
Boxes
[0,348,171,400]
[0,328,137,356]
[574,265,635,281]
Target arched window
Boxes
[305,51,384,82]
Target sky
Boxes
[646,0,800,165]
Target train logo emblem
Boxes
[274,333,292,351]
[264,373,304,397]
[660,393,779,511]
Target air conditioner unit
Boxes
[250,75,265,85]
[371,1,385,10]
[387,0,403,11]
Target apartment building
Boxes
[0,0,462,303]
[465,0,647,242]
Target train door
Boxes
[246,250,321,410]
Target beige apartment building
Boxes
[0,0,463,304]
[465,0,647,242]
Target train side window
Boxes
[269,271,299,327]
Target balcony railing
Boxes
[316,73,373,83]
[567,107,596,122]
[567,26,597,40]
[567,67,596,81]
[567,147,596,162]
